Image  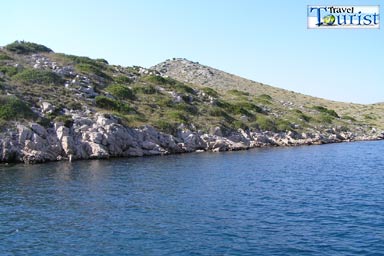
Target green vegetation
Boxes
[0,40,381,136]
[364,114,376,120]
[5,41,52,54]
[0,52,13,60]
[106,84,135,100]
[312,105,339,118]
[141,75,195,94]
[96,58,109,64]
[142,75,171,85]
[228,89,249,97]
[202,87,219,97]
[60,54,103,67]
[0,96,35,121]
[54,115,74,128]
[75,63,110,80]
[253,115,275,131]
[154,120,177,135]
[95,95,132,113]
[132,84,157,94]
[275,119,292,132]
[0,65,18,77]
[342,115,356,122]
[258,94,272,101]
[318,113,334,124]
[95,96,119,110]
[113,75,132,84]
[293,109,311,122]
[13,69,63,85]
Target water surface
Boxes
[1,141,384,255]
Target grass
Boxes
[1,40,383,135]
[0,52,13,60]
[0,65,19,77]
[13,69,64,85]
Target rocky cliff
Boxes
[1,113,382,164]
[0,42,383,164]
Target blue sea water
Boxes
[1,141,384,255]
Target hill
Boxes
[0,41,382,163]
[152,58,384,131]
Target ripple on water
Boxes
[1,141,384,255]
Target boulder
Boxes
[41,102,55,114]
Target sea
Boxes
[1,141,384,255]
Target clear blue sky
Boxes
[1,0,382,104]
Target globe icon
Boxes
[323,15,335,25]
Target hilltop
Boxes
[0,41,382,163]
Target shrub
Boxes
[95,96,132,113]
[167,110,187,122]
[233,121,248,130]
[96,58,109,64]
[0,65,18,77]
[133,85,157,94]
[208,107,227,117]
[254,116,275,131]
[258,94,272,101]
[201,87,218,97]
[142,75,194,94]
[318,113,333,123]
[294,109,311,122]
[157,98,173,108]
[207,107,234,122]
[13,69,63,85]
[216,100,256,115]
[173,103,199,115]
[275,119,292,132]
[5,41,52,54]
[106,84,135,100]
[95,96,119,110]
[62,54,103,68]
[113,75,132,84]
[67,101,83,110]
[229,89,249,97]
[364,114,376,120]
[237,101,263,113]
[0,95,35,120]
[228,89,249,96]
[143,75,173,85]
[299,114,311,122]
[54,115,74,128]
[154,120,177,135]
[0,53,12,60]
[174,83,195,94]
[342,115,356,122]
[313,105,339,118]
[75,64,110,79]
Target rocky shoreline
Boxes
[1,113,382,164]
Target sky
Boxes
[1,0,382,104]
